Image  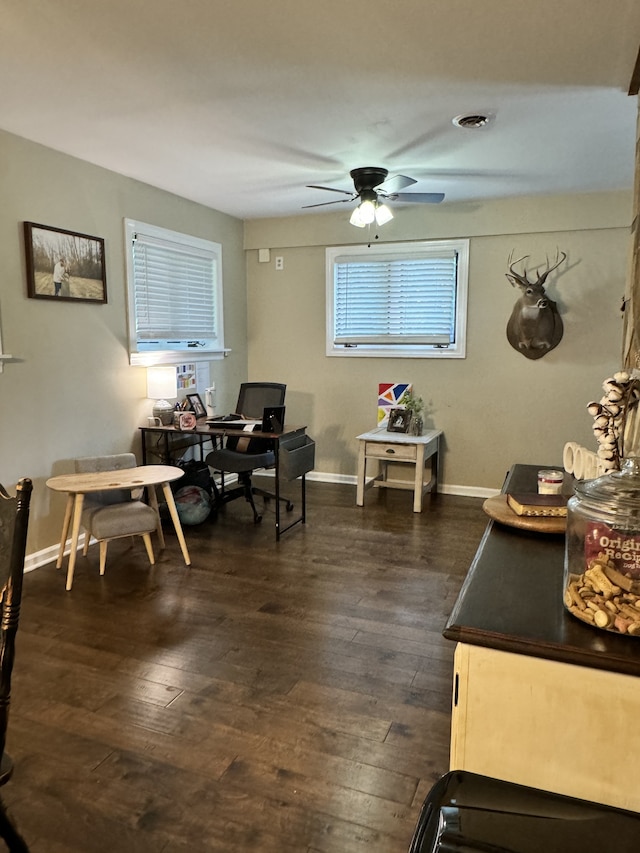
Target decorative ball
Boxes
[173,485,211,525]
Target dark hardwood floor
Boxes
[3,479,487,852]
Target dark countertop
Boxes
[443,464,640,677]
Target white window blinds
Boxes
[125,219,224,360]
[132,232,217,344]
[326,239,468,358]
[333,250,458,345]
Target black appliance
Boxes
[409,771,640,852]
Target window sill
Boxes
[130,349,230,366]
[326,346,465,359]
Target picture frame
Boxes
[24,221,107,303]
[186,392,207,418]
[387,407,411,433]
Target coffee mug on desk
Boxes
[147,416,162,427]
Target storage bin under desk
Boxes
[278,433,315,481]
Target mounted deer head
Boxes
[505,250,567,359]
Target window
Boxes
[326,239,469,358]
[125,219,225,365]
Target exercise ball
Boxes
[173,485,211,525]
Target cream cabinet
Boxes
[445,463,640,814]
[450,642,640,812]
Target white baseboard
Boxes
[24,472,497,572]
[303,470,498,498]
[24,532,89,574]
[439,483,500,499]
[259,468,497,497]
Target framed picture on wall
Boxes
[24,221,107,303]
[387,408,411,433]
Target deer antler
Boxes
[506,252,532,287]
[537,250,567,285]
[507,250,567,288]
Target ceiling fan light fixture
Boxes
[358,198,376,225]
[375,203,393,226]
[350,197,393,228]
[349,205,367,227]
[308,167,444,224]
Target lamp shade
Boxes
[375,203,393,226]
[358,199,376,224]
[146,366,177,400]
[350,194,394,228]
[349,205,367,227]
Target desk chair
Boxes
[0,478,33,852]
[74,454,159,578]
[206,382,292,523]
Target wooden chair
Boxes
[0,478,33,852]
[74,454,159,577]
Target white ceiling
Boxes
[1,0,639,221]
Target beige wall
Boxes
[244,193,633,491]
[0,124,634,559]
[0,130,247,555]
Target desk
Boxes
[46,465,191,591]
[356,427,442,512]
[140,419,214,465]
[139,423,313,539]
[444,463,640,811]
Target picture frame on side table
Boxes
[186,393,206,418]
[24,221,107,303]
[387,408,411,433]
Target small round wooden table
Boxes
[46,465,191,590]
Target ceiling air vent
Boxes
[452,113,491,129]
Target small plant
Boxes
[400,389,424,416]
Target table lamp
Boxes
[147,366,177,424]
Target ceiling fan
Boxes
[303,166,444,227]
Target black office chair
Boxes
[206,382,293,523]
[0,478,33,852]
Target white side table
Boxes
[356,427,442,512]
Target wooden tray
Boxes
[483,494,566,534]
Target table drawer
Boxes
[365,441,417,461]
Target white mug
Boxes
[147,416,162,427]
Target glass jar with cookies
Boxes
[564,457,640,635]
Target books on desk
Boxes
[506,493,568,517]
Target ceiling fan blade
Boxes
[375,174,417,194]
[302,198,353,209]
[386,192,445,204]
[306,184,354,196]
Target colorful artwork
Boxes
[378,382,412,427]
[176,363,197,391]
